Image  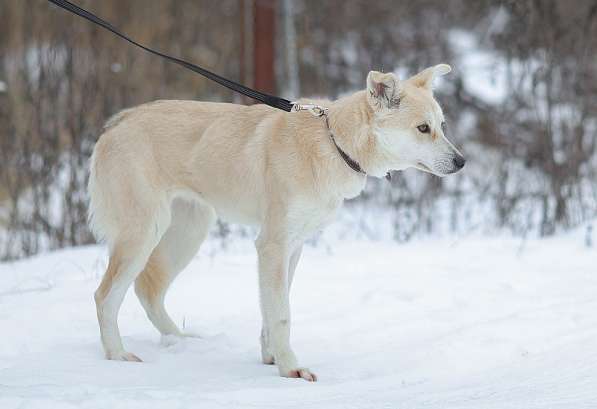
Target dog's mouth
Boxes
[416,162,435,174]
[415,162,451,177]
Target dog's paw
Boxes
[160,331,203,348]
[281,367,318,382]
[160,334,193,355]
[261,349,275,365]
[182,331,203,339]
[262,354,275,365]
[160,334,184,347]
[107,351,143,362]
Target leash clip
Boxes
[291,103,329,117]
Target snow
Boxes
[1,230,596,408]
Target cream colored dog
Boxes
[88,64,465,381]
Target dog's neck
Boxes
[327,91,385,178]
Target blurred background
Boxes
[0,0,596,260]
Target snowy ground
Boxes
[1,230,596,409]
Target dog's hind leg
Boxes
[135,198,216,340]
[94,217,168,362]
[89,126,176,361]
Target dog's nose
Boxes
[452,154,466,169]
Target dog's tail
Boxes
[87,142,110,245]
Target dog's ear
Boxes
[410,64,451,90]
[366,71,400,110]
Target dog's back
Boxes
[89,100,276,242]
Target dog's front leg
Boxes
[260,245,302,366]
[256,235,316,381]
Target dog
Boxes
[88,64,465,381]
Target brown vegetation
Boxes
[0,0,595,259]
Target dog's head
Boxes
[366,64,465,177]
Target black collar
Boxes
[324,115,391,180]
[324,115,366,176]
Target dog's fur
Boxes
[89,64,464,381]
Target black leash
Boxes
[46,0,294,112]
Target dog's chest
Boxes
[288,197,341,240]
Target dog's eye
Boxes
[441,121,446,132]
[417,124,430,134]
